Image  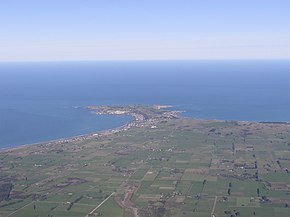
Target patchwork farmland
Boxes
[0,106,289,217]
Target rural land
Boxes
[0,105,289,217]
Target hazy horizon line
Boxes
[1,58,290,64]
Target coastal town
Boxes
[0,105,290,217]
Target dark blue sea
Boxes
[0,60,289,148]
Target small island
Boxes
[0,105,290,217]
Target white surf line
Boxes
[85,192,115,217]
[6,200,35,217]
[210,196,218,217]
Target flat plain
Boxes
[0,105,289,217]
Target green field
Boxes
[0,105,289,217]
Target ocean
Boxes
[0,60,289,148]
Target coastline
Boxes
[1,104,288,154]
[0,116,132,153]
[0,124,125,153]
[0,104,177,153]
[2,108,290,217]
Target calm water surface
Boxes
[0,60,289,148]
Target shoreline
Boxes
[1,104,289,153]
[0,104,173,153]
[0,117,134,153]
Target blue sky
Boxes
[0,0,290,61]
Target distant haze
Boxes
[0,1,290,62]
[0,60,290,147]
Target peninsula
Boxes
[0,105,289,217]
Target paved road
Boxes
[85,192,115,217]
[211,196,218,217]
